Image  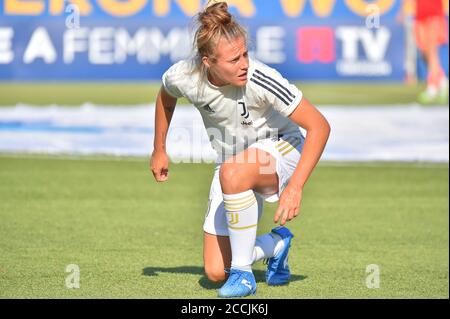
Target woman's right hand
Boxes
[150,150,170,182]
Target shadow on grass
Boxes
[142,266,307,290]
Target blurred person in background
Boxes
[398,0,418,86]
[409,0,449,104]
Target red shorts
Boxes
[414,16,448,51]
[416,0,445,21]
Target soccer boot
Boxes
[266,226,294,286]
[417,90,437,105]
[218,268,256,298]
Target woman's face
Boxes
[202,36,249,87]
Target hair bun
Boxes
[199,1,232,29]
[194,0,247,64]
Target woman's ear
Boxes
[202,56,210,69]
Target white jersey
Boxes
[162,58,304,162]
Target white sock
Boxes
[426,85,438,97]
[223,190,259,272]
[440,77,449,90]
[253,233,285,262]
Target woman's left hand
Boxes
[274,184,303,225]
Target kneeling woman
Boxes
[150,1,330,298]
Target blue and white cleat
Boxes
[266,226,294,286]
[218,268,256,298]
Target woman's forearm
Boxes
[286,97,331,190]
[153,87,178,152]
[289,123,330,190]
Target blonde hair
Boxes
[193,1,247,73]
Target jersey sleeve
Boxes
[250,62,303,117]
[161,60,188,99]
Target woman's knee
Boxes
[204,265,227,283]
[219,163,253,193]
[219,163,237,184]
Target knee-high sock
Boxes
[223,190,259,272]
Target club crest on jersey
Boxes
[238,101,253,126]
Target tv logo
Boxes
[336,26,391,76]
[297,26,392,76]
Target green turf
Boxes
[0,156,448,298]
[0,82,427,106]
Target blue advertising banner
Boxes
[0,0,447,81]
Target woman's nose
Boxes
[241,58,249,70]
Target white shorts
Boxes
[203,132,304,236]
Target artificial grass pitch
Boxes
[0,155,448,298]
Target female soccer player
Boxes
[411,0,448,104]
[150,1,330,298]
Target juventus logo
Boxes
[239,101,249,119]
[227,212,239,225]
[238,101,253,126]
